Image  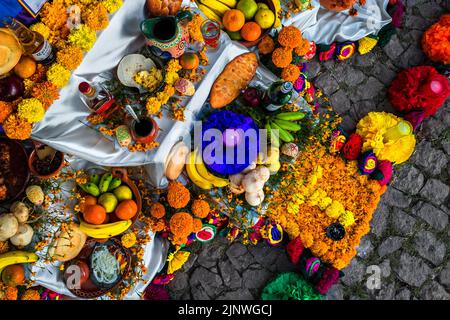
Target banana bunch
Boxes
[196,0,235,21]
[272,0,282,28]
[0,251,38,273]
[79,172,122,197]
[266,111,305,143]
[79,220,132,239]
[186,149,229,190]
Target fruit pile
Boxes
[77,172,138,239]
[196,0,277,42]
[186,149,230,190]
[265,111,306,143]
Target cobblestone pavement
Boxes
[167,0,450,300]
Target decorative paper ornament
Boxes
[318,43,336,61]
[330,128,347,153]
[293,72,308,93]
[281,142,300,158]
[286,237,304,264]
[195,224,217,243]
[305,257,321,278]
[336,41,356,60]
[266,222,283,246]
[303,41,316,60]
[358,36,378,55]
[370,160,393,186]
[358,151,378,175]
[315,267,340,295]
[342,133,363,160]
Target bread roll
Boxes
[165,141,189,180]
[146,0,182,16]
[48,223,87,262]
[0,28,22,76]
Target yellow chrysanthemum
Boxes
[68,24,97,52]
[47,63,71,88]
[325,200,345,219]
[101,0,123,13]
[356,112,416,164]
[56,45,84,70]
[30,23,51,39]
[339,210,355,227]
[121,232,137,248]
[17,98,45,123]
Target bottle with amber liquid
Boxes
[2,16,55,65]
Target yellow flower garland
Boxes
[46,63,71,88]
[67,24,97,51]
[17,98,45,123]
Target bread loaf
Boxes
[0,28,22,76]
[146,0,182,16]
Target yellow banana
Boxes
[199,0,230,16]
[194,150,229,187]
[186,152,214,190]
[0,251,39,273]
[217,0,236,8]
[272,0,282,28]
[79,220,132,239]
[197,4,224,25]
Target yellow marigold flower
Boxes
[30,22,51,39]
[318,196,333,210]
[187,13,204,43]
[101,0,123,13]
[57,45,84,70]
[134,68,163,91]
[339,210,355,227]
[31,81,60,109]
[41,2,68,30]
[47,63,71,88]
[17,98,45,123]
[82,3,109,31]
[68,24,97,52]
[121,232,137,248]
[325,200,345,219]
[167,250,190,274]
[21,289,40,300]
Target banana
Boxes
[98,172,113,193]
[194,150,229,187]
[89,174,100,185]
[0,251,39,273]
[79,220,132,239]
[107,177,122,191]
[265,121,280,147]
[272,0,282,28]
[275,111,306,121]
[197,4,223,25]
[217,0,236,8]
[199,0,230,16]
[186,151,214,190]
[271,121,294,142]
[79,183,100,196]
[273,118,301,132]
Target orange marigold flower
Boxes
[167,181,190,209]
[281,64,300,82]
[150,202,166,219]
[29,64,47,83]
[294,39,311,56]
[3,114,32,140]
[258,35,275,55]
[278,26,302,48]
[21,289,40,300]
[272,47,292,68]
[57,45,84,70]
[82,3,109,31]
[422,14,450,64]
[0,240,9,254]
[171,233,188,245]
[192,218,203,233]
[191,199,210,218]
[0,102,13,124]
[31,81,60,109]
[149,217,165,232]
[41,2,68,31]
[3,286,18,300]
[169,212,193,236]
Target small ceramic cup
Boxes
[130,117,159,144]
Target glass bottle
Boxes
[78,81,114,114]
[261,81,293,112]
[2,16,55,65]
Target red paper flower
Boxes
[286,237,304,265]
[388,66,449,118]
[315,267,340,295]
[342,133,363,160]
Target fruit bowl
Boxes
[63,238,131,299]
[237,0,276,48]
[76,168,142,238]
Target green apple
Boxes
[255,9,275,29]
[98,193,118,213]
[237,0,258,20]
[257,2,269,10]
[226,30,243,40]
[113,185,133,201]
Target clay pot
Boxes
[28,149,65,179]
[130,117,159,144]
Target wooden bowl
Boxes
[0,137,30,204]
[63,238,132,299]
[78,168,142,236]
[238,0,276,48]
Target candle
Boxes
[223,128,241,147]
[383,120,413,143]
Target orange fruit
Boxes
[179,52,199,70]
[83,204,107,225]
[223,9,245,32]
[79,195,97,214]
[13,56,36,79]
[1,264,25,287]
[115,199,138,220]
[240,22,262,41]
